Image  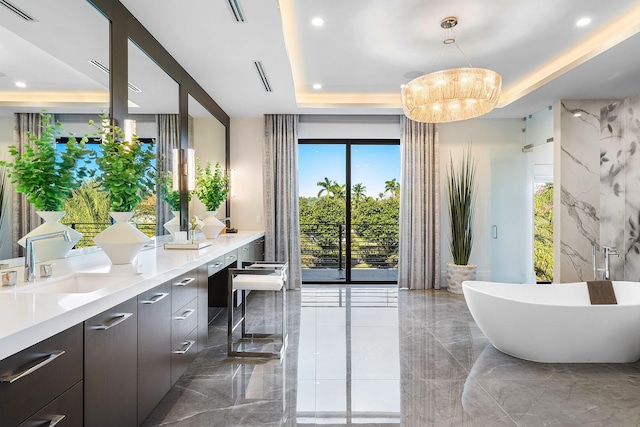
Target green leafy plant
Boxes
[447,146,476,266]
[1,111,90,211]
[195,160,229,212]
[92,115,156,212]
[158,171,191,211]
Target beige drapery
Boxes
[398,117,440,289]
[263,114,301,289]
[12,113,44,257]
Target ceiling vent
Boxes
[226,0,246,22]
[0,0,35,21]
[89,60,142,93]
[254,61,272,92]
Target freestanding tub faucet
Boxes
[25,231,71,282]
[602,245,619,280]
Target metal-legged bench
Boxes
[227,261,288,358]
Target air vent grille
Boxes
[0,0,35,21]
[89,60,142,93]
[226,0,245,22]
[254,61,272,92]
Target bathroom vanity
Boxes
[0,231,264,427]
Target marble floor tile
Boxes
[143,287,640,426]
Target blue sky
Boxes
[298,144,400,198]
[56,142,156,178]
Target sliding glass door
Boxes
[299,140,400,284]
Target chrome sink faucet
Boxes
[602,245,619,281]
[25,231,70,282]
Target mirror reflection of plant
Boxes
[1,111,90,211]
[195,160,229,212]
[158,171,191,211]
[91,115,156,212]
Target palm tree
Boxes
[384,178,400,198]
[317,177,333,198]
[331,182,346,201]
[352,183,366,207]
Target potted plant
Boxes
[446,146,477,294]
[91,116,156,264]
[2,111,89,260]
[195,160,229,238]
[158,171,192,237]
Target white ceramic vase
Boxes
[201,211,225,239]
[93,212,151,265]
[18,211,82,262]
[163,211,180,237]
[446,262,477,294]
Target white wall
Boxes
[299,115,400,139]
[438,118,526,285]
[229,117,264,231]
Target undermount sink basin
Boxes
[8,273,131,294]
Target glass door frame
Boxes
[299,139,400,285]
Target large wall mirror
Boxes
[0,0,109,259]
[127,38,179,237]
[188,95,227,222]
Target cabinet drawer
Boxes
[208,256,225,275]
[171,298,198,349]
[223,249,238,267]
[18,381,82,427]
[171,328,198,385]
[0,324,83,427]
[172,270,198,312]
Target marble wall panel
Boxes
[560,101,604,282]
[600,101,626,280]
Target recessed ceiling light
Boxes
[573,113,582,117]
[311,17,324,27]
[15,81,26,88]
[576,17,591,27]
[313,83,322,90]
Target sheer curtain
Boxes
[12,113,44,257]
[263,114,301,289]
[155,114,180,236]
[398,117,440,289]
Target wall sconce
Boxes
[172,148,196,191]
[123,119,136,142]
[230,168,236,198]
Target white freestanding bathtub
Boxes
[462,281,640,363]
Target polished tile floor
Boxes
[143,287,640,426]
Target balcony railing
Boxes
[63,222,157,248]
[300,222,399,271]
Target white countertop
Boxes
[0,231,264,360]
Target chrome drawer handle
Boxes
[242,247,249,251]
[0,350,65,384]
[94,313,133,330]
[141,292,169,304]
[46,414,66,426]
[174,308,195,320]
[172,340,195,354]
[175,277,195,286]
[209,262,222,269]
[227,255,236,259]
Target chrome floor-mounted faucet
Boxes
[593,245,619,280]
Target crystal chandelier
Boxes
[401,17,502,123]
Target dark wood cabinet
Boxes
[84,298,138,427]
[137,282,172,425]
[0,324,83,427]
[171,328,198,385]
[197,263,210,352]
[17,381,83,427]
